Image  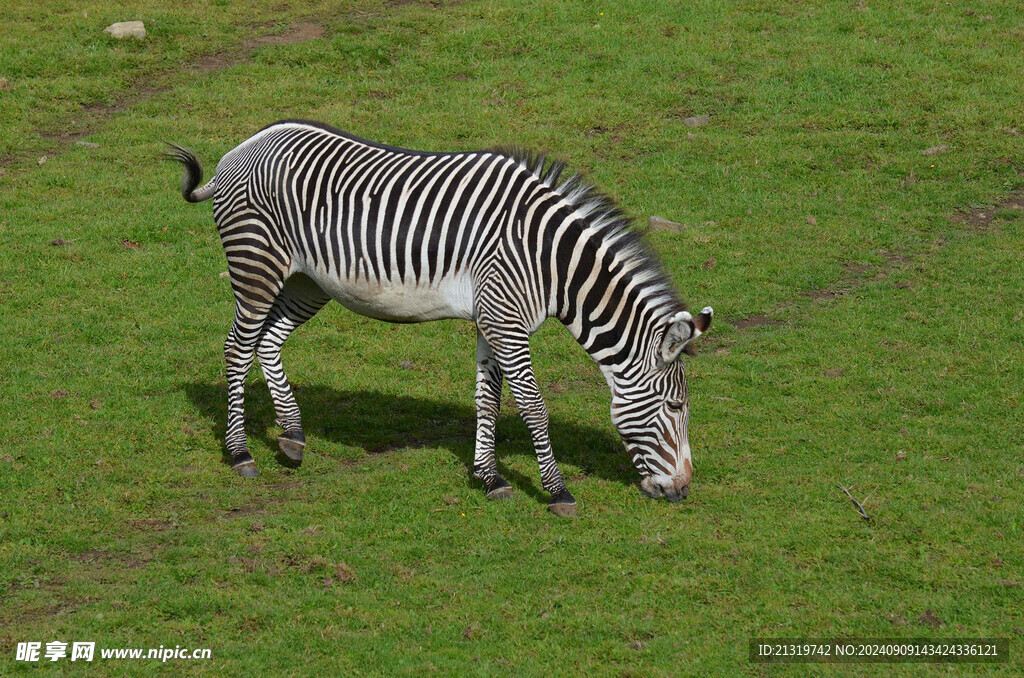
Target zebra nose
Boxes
[667,475,689,502]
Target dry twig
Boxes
[836,483,871,521]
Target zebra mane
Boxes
[493,145,687,316]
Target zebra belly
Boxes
[301,267,476,323]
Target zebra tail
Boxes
[162,142,216,203]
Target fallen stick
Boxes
[836,483,871,521]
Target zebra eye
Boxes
[666,400,684,412]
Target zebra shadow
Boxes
[182,381,635,502]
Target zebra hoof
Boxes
[485,478,513,500]
[278,431,305,463]
[233,460,259,478]
[547,489,577,517]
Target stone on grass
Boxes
[647,215,684,233]
[683,115,710,127]
[104,21,146,40]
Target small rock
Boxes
[683,115,710,127]
[922,144,948,156]
[647,215,683,233]
[104,21,146,40]
[806,215,818,226]
[76,141,100,149]
[218,271,230,278]
[37,156,47,166]
[0,78,10,91]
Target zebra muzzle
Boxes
[639,474,690,501]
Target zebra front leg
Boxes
[480,327,576,516]
[256,276,330,464]
[474,331,512,499]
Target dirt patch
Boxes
[385,0,440,7]
[223,502,267,517]
[228,552,356,583]
[4,597,99,626]
[67,548,153,570]
[68,549,111,563]
[918,609,944,628]
[192,21,325,72]
[126,517,174,532]
[733,248,915,332]
[366,439,422,455]
[6,574,66,595]
[799,251,909,304]
[733,314,782,330]
[21,21,327,168]
[805,287,840,301]
[951,187,1024,230]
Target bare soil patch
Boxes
[732,314,781,330]
[192,21,325,72]
[24,22,326,166]
[68,548,153,570]
[951,188,1024,230]
[733,249,913,332]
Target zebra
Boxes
[166,119,713,516]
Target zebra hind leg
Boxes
[473,332,512,500]
[224,309,272,477]
[256,274,330,465]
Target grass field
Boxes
[1,0,1022,674]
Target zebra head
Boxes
[609,306,713,502]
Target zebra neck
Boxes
[534,186,681,374]
[559,295,666,373]
[552,244,674,373]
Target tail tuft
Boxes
[163,142,216,203]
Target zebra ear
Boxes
[659,307,713,364]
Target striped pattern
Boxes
[167,120,711,507]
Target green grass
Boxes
[1,0,1023,674]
